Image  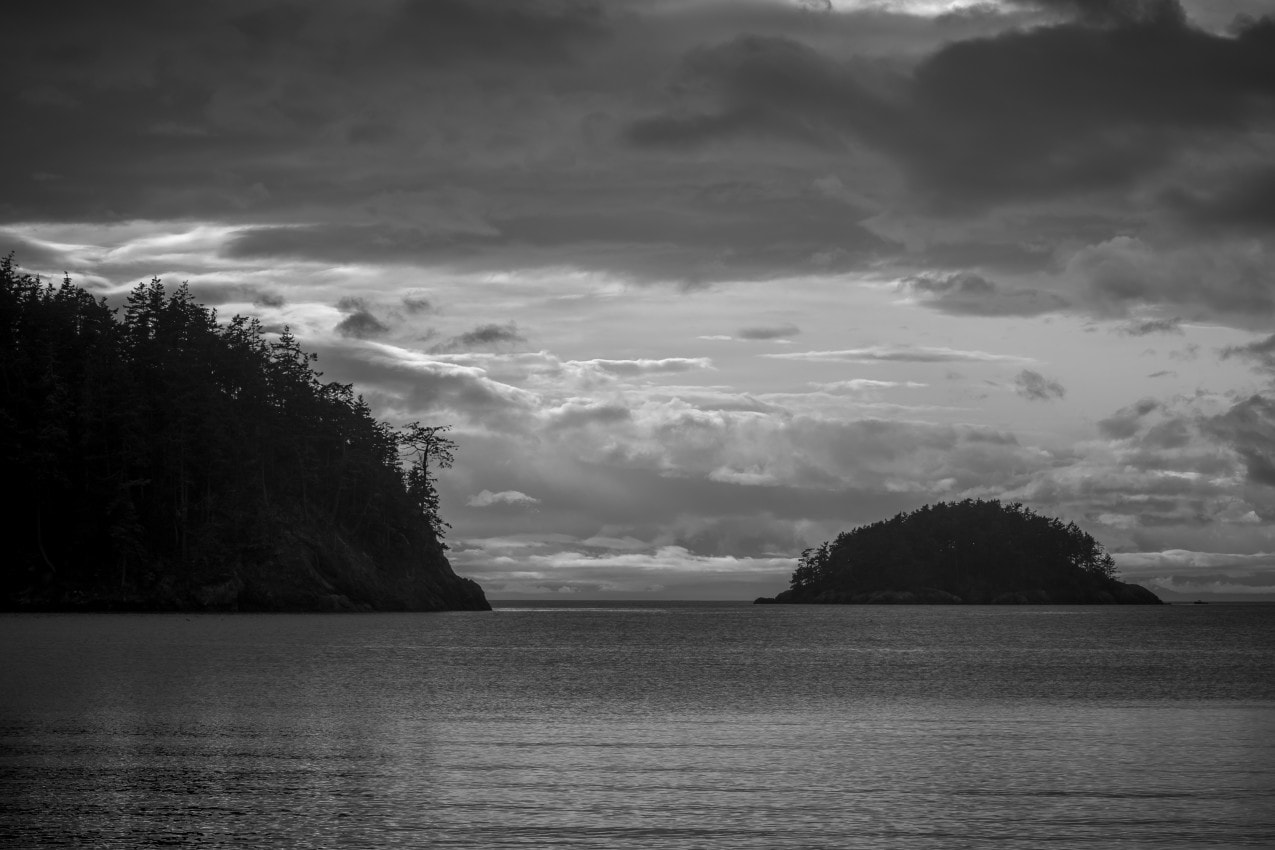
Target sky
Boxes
[6,0,1275,601]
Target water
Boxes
[2,602,1274,848]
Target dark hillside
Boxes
[0,256,488,611]
[760,499,1160,605]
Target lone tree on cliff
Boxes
[398,422,457,543]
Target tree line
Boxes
[1,255,458,607]
[789,498,1119,600]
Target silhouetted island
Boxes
[1,257,488,611]
[756,500,1161,605]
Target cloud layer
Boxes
[6,0,1275,598]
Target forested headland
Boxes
[1,256,488,611]
[758,499,1162,605]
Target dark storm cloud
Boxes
[907,10,1275,203]
[1203,395,1275,487]
[1221,333,1275,374]
[1013,370,1066,402]
[544,401,632,430]
[738,323,800,340]
[914,240,1057,274]
[336,310,390,340]
[381,0,606,67]
[1066,235,1275,322]
[253,291,285,308]
[8,0,607,84]
[432,322,525,353]
[227,226,476,265]
[7,0,1275,297]
[1118,317,1183,336]
[488,186,890,281]
[6,0,906,284]
[1099,398,1160,438]
[1166,167,1275,229]
[456,323,524,347]
[909,272,995,295]
[903,271,1068,317]
[625,34,902,153]
[1,0,611,220]
[401,295,434,315]
[225,184,891,284]
[627,7,1275,206]
[1139,417,1193,451]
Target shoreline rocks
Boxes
[755,579,1162,605]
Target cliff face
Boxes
[237,521,491,612]
[9,510,490,612]
[757,500,1162,605]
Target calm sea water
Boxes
[2,602,1274,849]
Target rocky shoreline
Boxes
[5,522,490,613]
[756,580,1162,605]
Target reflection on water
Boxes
[2,603,1274,848]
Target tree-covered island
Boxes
[757,499,1162,605]
[1,257,488,611]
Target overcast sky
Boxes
[7,0,1275,600]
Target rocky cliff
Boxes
[9,510,490,612]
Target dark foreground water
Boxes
[2,603,1274,849]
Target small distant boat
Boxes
[1193,599,1209,605]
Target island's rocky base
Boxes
[755,580,1162,605]
[6,519,490,613]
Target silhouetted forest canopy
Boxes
[767,499,1161,604]
[1,256,487,611]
